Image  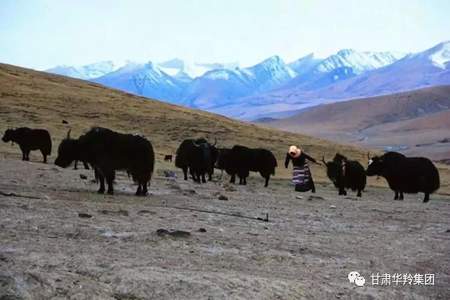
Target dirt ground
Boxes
[1,156,450,300]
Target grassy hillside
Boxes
[266,86,450,161]
[1,63,449,193]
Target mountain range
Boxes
[44,41,450,120]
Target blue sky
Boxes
[1,0,449,70]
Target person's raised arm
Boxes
[303,152,318,164]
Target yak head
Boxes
[215,148,229,169]
[2,128,16,143]
[322,156,341,187]
[333,153,348,164]
[366,155,384,176]
[193,139,211,162]
[55,130,79,168]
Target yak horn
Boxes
[212,137,217,147]
[67,129,71,139]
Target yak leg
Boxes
[423,193,430,203]
[83,161,90,170]
[230,174,236,184]
[136,183,148,196]
[40,149,47,163]
[97,172,105,194]
[105,170,115,195]
[394,191,399,200]
[183,167,188,180]
[19,146,26,161]
[136,184,142,195]
[357,190,362,197]
[208,171,212,181]
[73,160,78,170]
[399,191,404,200]
[201,173,206,183]
[264,175,270,187]
[142,182,148,196]
[310,177,316,193]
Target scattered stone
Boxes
[62,120,69,124]
[296,195,303,199]
[198,228,207,233]
[446,229,450,233]
[308,195,325,201]
[98,209,129,217]
[137,210,156,216]
[329,205,337,209]
[156,229,191,238]
[218,194,228,201]
[79,174,87,180]
[78,213,92,218]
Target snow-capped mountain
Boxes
[182,56,296,108]
[46,61,123,80]
[214,41,450,120]
[282,50,407,91]
[92,61,186,104]
[43,41,449,121]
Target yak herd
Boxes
[1,126,441,202]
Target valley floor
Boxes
[1,158,449,299]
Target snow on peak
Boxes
[316,50,406,74]
[157,59,239,79]
[248,55,296,79]
[289,53,323,75]
[428,41,450,69]
[46,60,127,79]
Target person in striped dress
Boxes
[285,145,319,193]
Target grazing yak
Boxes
[175,138,216,183]
[217,145,277,187]
[55,127,155,196]
[2,127,52,163]
[366,151,440,202]
[322,153,366,197]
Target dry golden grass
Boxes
[1,63,449,193]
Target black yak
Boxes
[175,138,215,183]
[366,151,440,202]
[322,153,366,197]
[217,145,277,187]
[55,127,154,196]
[2,127,52,163]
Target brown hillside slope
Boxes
[1,63,449,192]
[267,86,450,162]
